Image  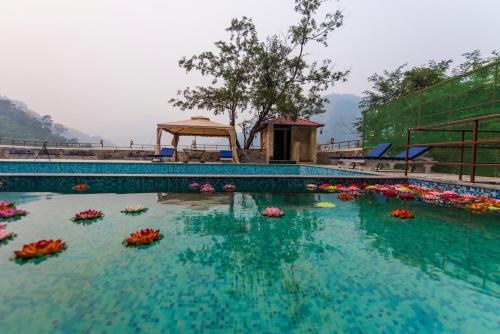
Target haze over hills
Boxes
[0,96,113,145]
[314,93,361,144]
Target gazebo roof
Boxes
[157,116,232,137]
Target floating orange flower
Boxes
[126,228,162,246]
[466,203,489,212]
[337,193,354,201]
[72,183,90,191]
[390,209,415,219]
[14,239,66,259]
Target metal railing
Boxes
[404,113,500,182]
[0,138,237,151]
[317,139,362,151]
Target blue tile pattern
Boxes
[0,161,370,176]
[0,192,498,333]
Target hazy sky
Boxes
[0,0,499,145]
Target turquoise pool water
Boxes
[0,192,498,333]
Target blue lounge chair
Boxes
[330,143,392,168]
[365,146,433,172]
[145,147,175,161]
[219,150,233,163]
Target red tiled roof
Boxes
[265,116,324,127]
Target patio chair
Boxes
[365,146,433,172]
[219,150,234,163]
[145,147,175,162]
[330,143,392,168]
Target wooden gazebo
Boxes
[155,116,239,163]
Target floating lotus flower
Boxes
[73,209,104,221]
[200,184,215,193]
[337,193,354,201]
[261,207,285,218]
[72,183,90,191]
[383,189,398,198]
[399,193,415,201]
[0,229,14,241]
[314,202,336,208]
[319,183,331,191]
[390,209,415,219]
[306,183,318,191]
[0,208,27,219]
[324,185,339,193]
[0,200,15,210]
[189,182,201,190]
[121,204,148,214]
[223,184,236,192]
[14,239,66,259]
[466,203,489,212]
[125,228,162,246]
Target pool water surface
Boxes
[0,192,498,333]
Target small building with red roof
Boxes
[257,116,324,164]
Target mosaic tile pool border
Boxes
[0,174,497,198]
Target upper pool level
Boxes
[0,161,371,177]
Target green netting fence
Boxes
[363,59,500,177]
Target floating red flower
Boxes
[383,189,398,198]
[72,183,90,191]
[390,209,416,219]
[14,239,66,259]
[337,193,354,201]
[223,184,236,192]
[125,228,162,246]
[73,209,104,221]
[319,183,331,191]
[399,193,415,201]
[0,200,15,210]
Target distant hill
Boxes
[313,93,361,144]
[0,96,113,145]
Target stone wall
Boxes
[0,146,268,163]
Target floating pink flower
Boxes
[0,208,27,219]
[0,228,14,241]
[73,209,104,221]
[261,207,285,218]
[306,183,317,191]
[223,184,236,192]
[200,184,215,193]
[189,182,201,190]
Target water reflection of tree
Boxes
[357,194,500,296]
[178,193,335,325]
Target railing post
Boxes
[404,129,411,176]
[459,130,465,181]
[470,120,478,183]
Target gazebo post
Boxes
[155,127,162,155]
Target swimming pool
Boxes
[0,161,399,193]
[0,191,498,333]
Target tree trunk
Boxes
[229,110,242,149]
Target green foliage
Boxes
[171,0,348,148]
[355,50,499,133]
[362,59,500,177]
[0,98,68,143]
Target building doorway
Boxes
[273,126,291,161]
